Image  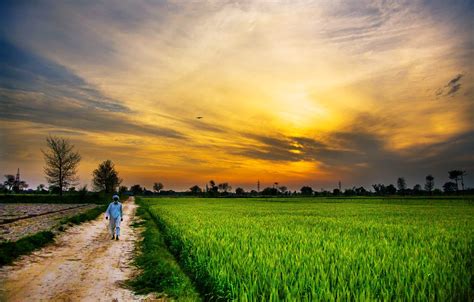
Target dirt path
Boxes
[0,197,145,302]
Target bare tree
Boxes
[92,160,122,193]
[42,136,81,197]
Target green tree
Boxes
[36,184,46,192]
[413,184,422,195]
[300,186,313,196]
[448,170,467,191]
[218,183,232,193]
[119,186,128,194]
[386,184,397,195]
[278,186,288,194]
[130,184,143,195]
[153,182,164,193]
[397,177,407,194]
[3,175,15,192]
[262,187,278,195]
[235,187,245,195]
[92,160,122,193]
[42,136,81,197]
[425,175,434,194]
[189,185,202,195]
[208,180,218,193]
[443,181,457,193]
[78,185,88,198]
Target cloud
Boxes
[232,109,474,187]
[435,74,464,97]
[0,38,185,140]
[0,88,185,140]
[0,38,129,113]
[0,1,473,189]
[236,130,386,167]
[446,74,463,96]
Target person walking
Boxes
[105,195,123,240]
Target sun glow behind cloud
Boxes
[0,0,473,190]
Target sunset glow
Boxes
[1,0,473,190]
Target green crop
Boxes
[142,198,473,301]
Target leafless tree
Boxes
[42,136,81,197]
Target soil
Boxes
[0,204,98,242]
[0,197,151,302]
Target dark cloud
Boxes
[447,74,463,86]
[0,38,129,113]
[235,119,474,188]
[435,74,464,97]
[235,134,305,162]
[447,83,462,96]
[234,133,376,165]
[0,89,185,139]
[0,38,185,140]
[446,74,463,96]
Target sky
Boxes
[0,0,473,191]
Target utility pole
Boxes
[257,180,260,193]
[338,181,341,191]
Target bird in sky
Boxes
[196,116,203,119]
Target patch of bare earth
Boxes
[0,197,154,302]
[0,204,98,242]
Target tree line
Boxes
[0,136,471,197]
[146,172,471,198]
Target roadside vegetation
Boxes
[59,204,107,226]
[141,197,473,301]
[0,231,55,266]
[129,198,200,301]
[0,204,107,266]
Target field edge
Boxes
[0,204,107,266]
[128,197,201,301]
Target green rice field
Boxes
[140,197,474,301]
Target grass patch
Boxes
[59,205,107,225]
[0,231,54,266]
[0,205,107,267]
[142,197,473,301]
[129,200,200,301]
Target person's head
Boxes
[113,195,119,203]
